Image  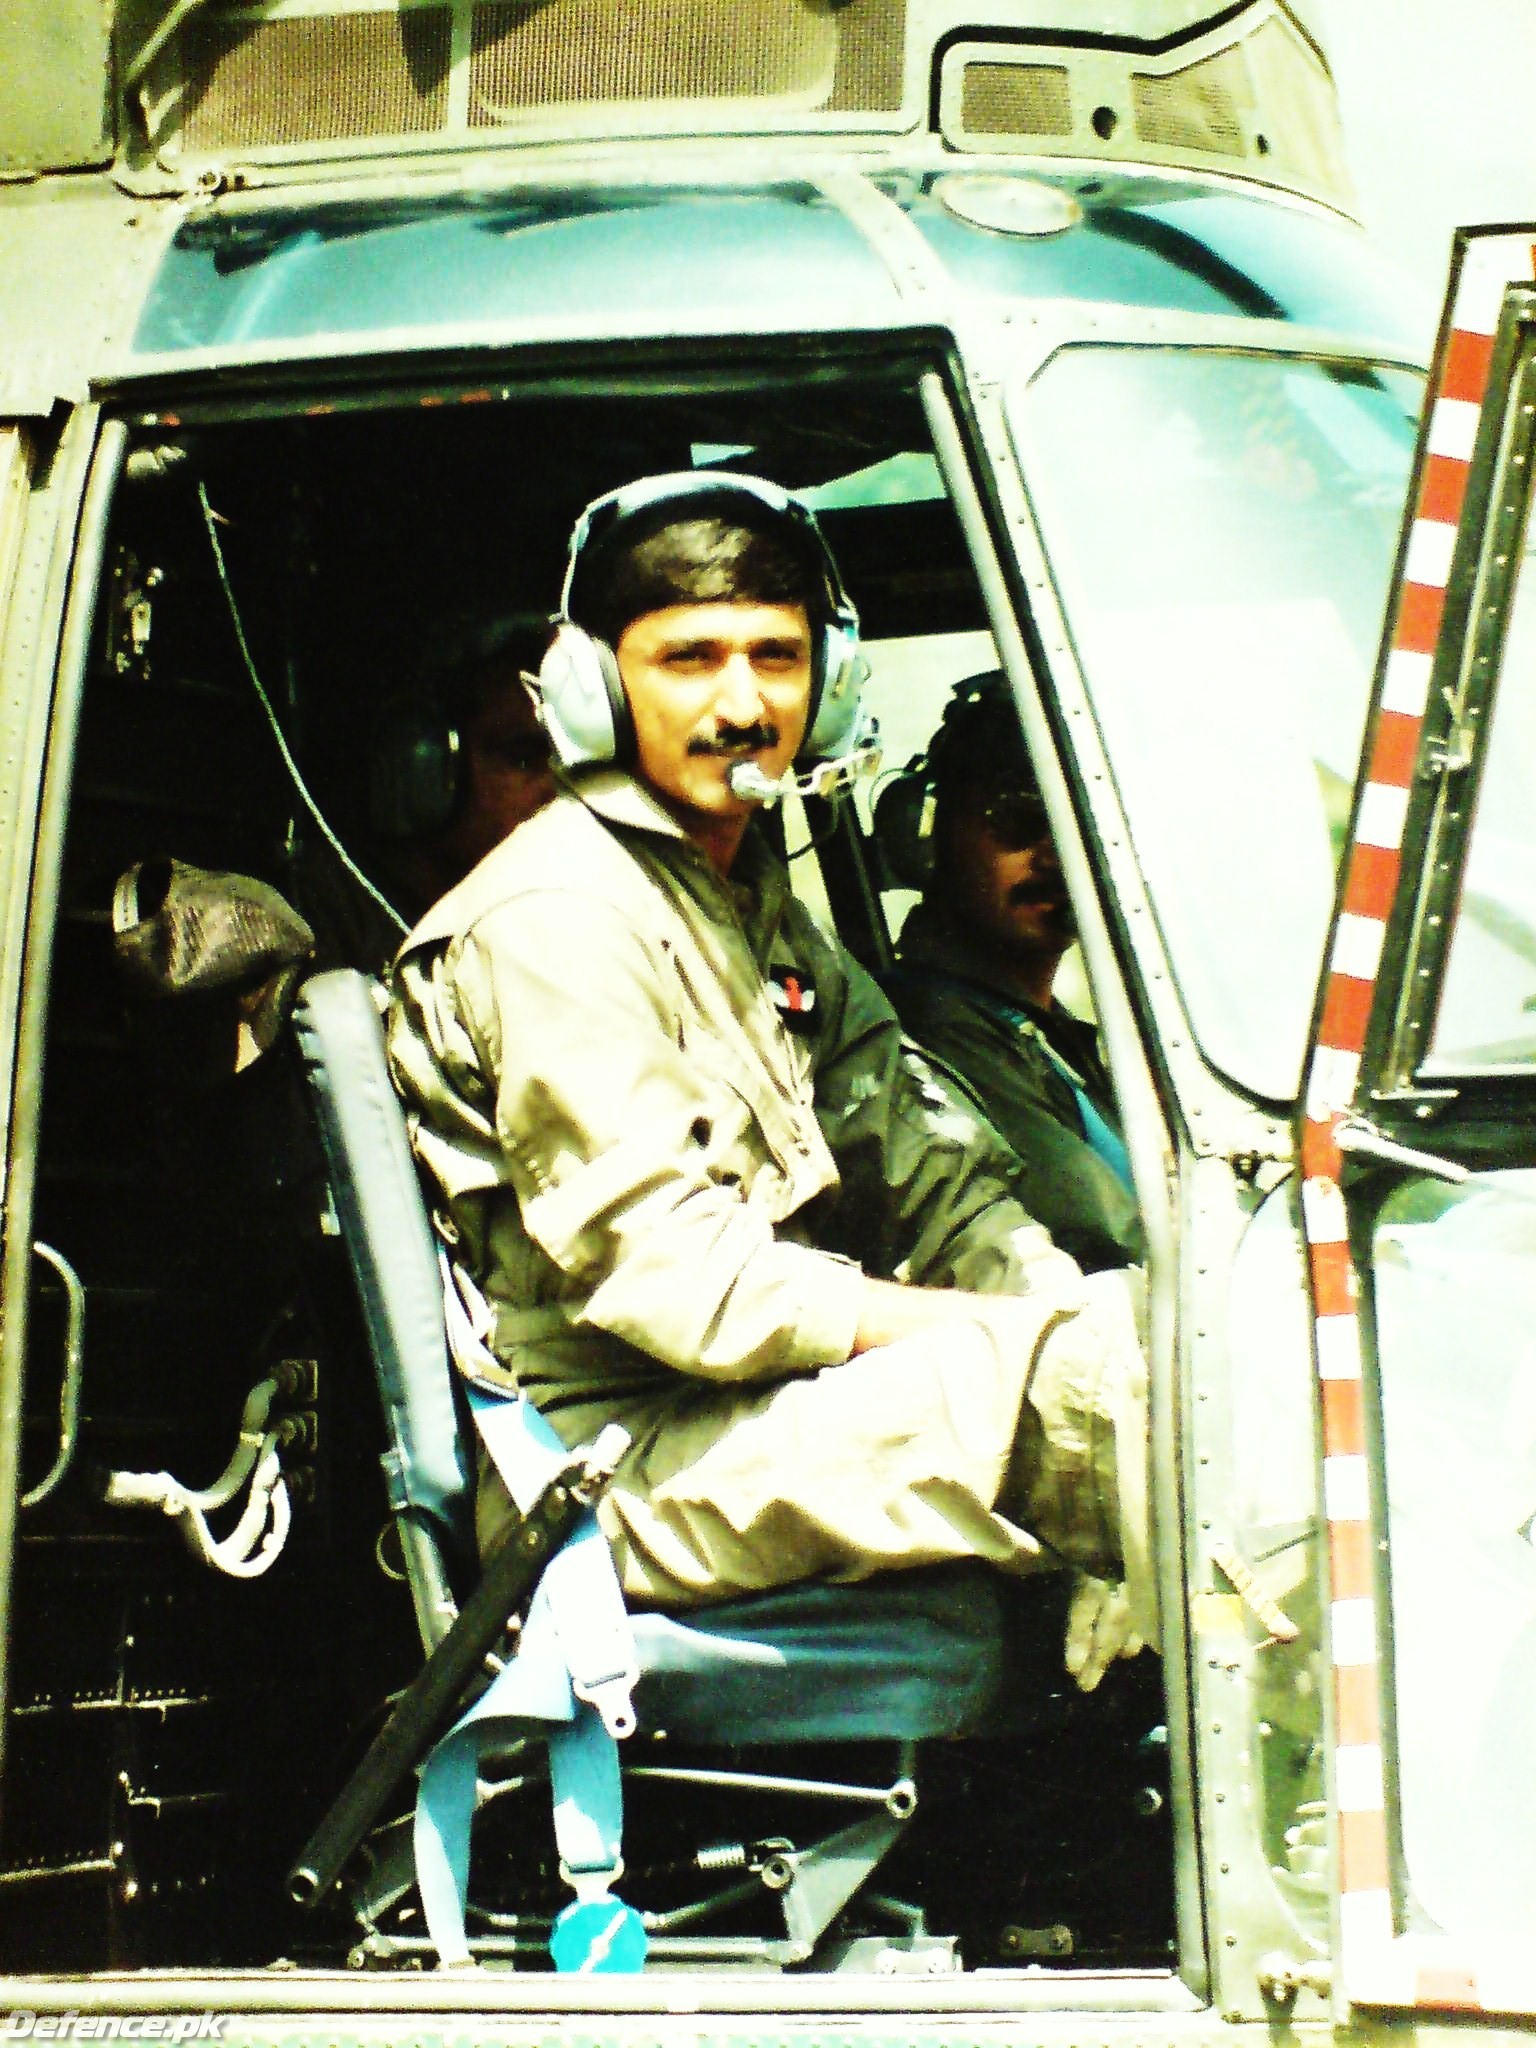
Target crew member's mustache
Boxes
[688,722,781,758]
[1009,880,1074,923]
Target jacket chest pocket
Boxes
[664,951,828,1208]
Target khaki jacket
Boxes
[388,773,1066,1456]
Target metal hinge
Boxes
[1421,725,1475,778]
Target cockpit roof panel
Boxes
[127,170,1429,370]
[130,183,904,360]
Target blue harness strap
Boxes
[412,1385,644,1971]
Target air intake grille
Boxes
[961,62,1071,141]
[1132,49,1245,156]
[155,0,906,158]
[470,0,834,118]
[940,7,1353,214]
[824,0,905,113]
[180,11,452,152]
[1133,17,1348,188]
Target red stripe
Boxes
[1343,842,1401,923]
[1311,1240,1356,1318]
[1443,326,1493,405]
[1419,452,1470,528]
[1318,972,1374,1055]
[1336,1663,1381,1744]
[1369,709,1423,790]
[1339,1807,1391,1892]
[1332,1518,1375,1603]
[1301,1119,1340,1180]
[1323,1377,1366,1457]
[1417,1966,1482,2012]
[1395,580,1446,657]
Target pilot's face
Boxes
[945,782,1075,965]
[615,599,812,831]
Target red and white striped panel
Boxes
[1301,229,1536,2015]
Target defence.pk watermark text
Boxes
[4,2017,224,2040]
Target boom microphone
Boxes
[728,727,883,806]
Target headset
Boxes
[536,471,874,786]
[368,689,465,841]
[871,670,1025,889]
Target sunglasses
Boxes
[980,789,1053,850]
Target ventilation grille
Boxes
[961,62,1071,142]
[471,1,832,118]
[181,11,453,152]
[1132,49,1246,156]
[943,7,1352,213]
[155,0,906,158]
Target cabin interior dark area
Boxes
[3,376,1173,1974]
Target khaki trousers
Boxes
[477,1273,1151,1626]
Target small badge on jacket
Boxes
[768,966,818,1033]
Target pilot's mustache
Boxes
[689,722,780,758]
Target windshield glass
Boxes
[1368,1169,1536,1944]
[1011,347,1421,1101]
[1430,457,1536,1073]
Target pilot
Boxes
[883,672,1143,1275]
[299,619,558,969]
[388,474,1153,1689]
[369,618,559,916]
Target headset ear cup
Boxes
[803,621,864,760]
[599,635,634,764]
[871,771,936,891]
[369,699,461,839]
[537,624,631,768]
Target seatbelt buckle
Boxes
[573,1668,639,1741]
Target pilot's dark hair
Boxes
[569,511,828,652]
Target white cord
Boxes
[104,1377,295,1578]
[197,481,409,939]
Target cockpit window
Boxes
[1427,478,1536,1074]
[1010,346,1421,1103]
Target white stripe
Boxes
[1307,1047,1361,1120]
[1457,240,1524,335]
[1325,1453,1371,1523]
[1336,1741,1385,1813]
[1303,1174,1348,1244]
[1404,516,1457,590]
[1316,1314,1363,1381]
[1475,1956,1536,2013]
[1383,647,1433,717]
[1332,912,1386,983]
[1357,780,1409,851]
[1332,1596,1378,1667]
[1339,1899,1407,1985]
[1427,396,1479,463]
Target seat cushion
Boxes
[630,1563,1066,1744]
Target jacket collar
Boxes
[397,767,777,958]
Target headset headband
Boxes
[558,469,858,637]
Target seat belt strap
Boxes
[468,1385,639,1743]
[411,1346,640,1968]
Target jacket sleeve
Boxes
[420,887,864,1382]
[803,926,1082,1299]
